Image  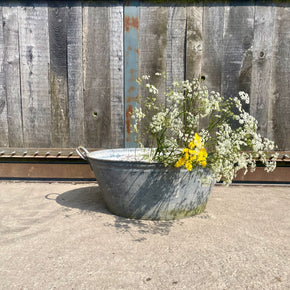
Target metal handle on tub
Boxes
[76,146,89,161]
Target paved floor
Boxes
[0,182,289,289]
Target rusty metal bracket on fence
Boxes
[0,148,99,181]
[0,148,288,161]
[0,148,90,159]
[0,148,289,182]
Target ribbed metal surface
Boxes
[83,148,214,220]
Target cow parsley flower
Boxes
[132,74,278,185]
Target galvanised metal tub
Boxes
[76,147,214,220]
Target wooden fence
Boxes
[0,1,290,151]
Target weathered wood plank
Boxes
[202,3,224,92]
[49,1,70,148]
[139,5,167,78]
[270,6,290,150]
[166,6,186,88]
[250,5,275,139]
[3,6,24,147]
[83,4,111,148]
[221,3,255,99]
[109,3,124,148]
[67,1,84,148]
[185,5,203,80]
[0,1,289,153]
[138,4,167,146]
[18,4,51,148]
[0,7,9,147]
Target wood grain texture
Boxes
[49,1,70,148]
[0,2,289,152]
[270,6,290,149]
[166,6,186,89]
[201,4,224,92]
[67,2,84,148]
[250,5,275,138]
[83,4,111,148]
[18,4,51,148]
[109,3,124,148]
[221,3,255,99]
[185,5,203,80]
[3,6,23,147]
[0,7,9,147]
[139,5,167,78]
[139,5,167,146]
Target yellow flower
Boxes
[185,161,193,171]
[176,134,208,171]
[182,148,189,153]
[175,156,186,168]
[190,152,197,161]
[194,133,201,141]
[189,141,195,149]
[197,148,208,160]
[194,133,203,149]
[182,148,190,161]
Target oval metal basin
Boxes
[77,147,214,220]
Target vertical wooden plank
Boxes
[270,6,290,150]
[124,1,139,148]
[83,2,111,148]
[138,4,167,146]
[49,1,70,148]
[18,4,51,148]
[0,7,9,147]
[139,5,167,78]
[3,6,23,147]
[250,4,275,138]
[67,1,84,148]
[221,3,255,99]
[109,3,124,148]
[185,5,203,80]
[166,5,186,88]
[202,3,224,92]
[139,4,167,93]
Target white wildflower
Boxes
[132,73,277,185]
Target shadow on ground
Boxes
[54,186,107,213]
[52,186,178,239]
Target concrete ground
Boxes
[0,182,289,290]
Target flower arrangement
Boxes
[133,73,278,185]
